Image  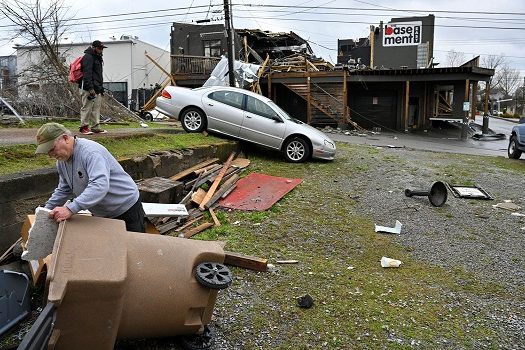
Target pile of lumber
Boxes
[269,53,334,72]
[144,152,268,271]
[147,152,249,237]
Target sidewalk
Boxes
[0,125,177,146]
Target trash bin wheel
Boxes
[195,262,232,290]
[143,112,153,121]
[180,325,215,350]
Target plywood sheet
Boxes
[218,173,302,211]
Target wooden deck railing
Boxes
[171,55,221,75]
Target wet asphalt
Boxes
[328,116,517,158]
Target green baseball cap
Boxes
[35,122,69,154]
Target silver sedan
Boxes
[155,86,336,162]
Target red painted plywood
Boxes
[218,173,302,211]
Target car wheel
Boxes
[195,262,232,290]
[508,136,522,159]
[181,107,206,133]
[180,325,215,350]
[283,136,310,163]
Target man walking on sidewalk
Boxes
[79,40,108,135]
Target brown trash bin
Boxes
[45,215,227,349]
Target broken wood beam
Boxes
[209,208,221,226]
[175,216,202,232]
[0,237,21,265]
[157,219,182,234]
[182,222,214,238]
[203,173,239,209]
[191,188,207,206]
[169,158,219,181]
[199,152,235,210]
[224,251,268,272]
[221,184,237,199]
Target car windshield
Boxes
[267,101,292,120]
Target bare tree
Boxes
[496,65,521,98]
[481,54,507,90]
[445,49,465,67]
[1,0,73,78]
[0,0,80,117]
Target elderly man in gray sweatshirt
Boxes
[35,122,145,232]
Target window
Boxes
[203,40,222,57]
[246,96,280,120]
[209,91,244,109]
[103,82,128,107]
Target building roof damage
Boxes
[236,29,313,60]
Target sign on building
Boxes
[383,21,422,47]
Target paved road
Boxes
[329,116,515,157]
[0,126,163,146]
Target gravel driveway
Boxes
[209,142,525,350]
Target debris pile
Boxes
[269,53,334,72]
[142,153,250,236]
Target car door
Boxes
[201,90,245,137]
[240,95,286,149]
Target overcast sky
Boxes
[2,0,524,80]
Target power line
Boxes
[232,15,525,31]
[232,7,525,24]
[234,4,525,16]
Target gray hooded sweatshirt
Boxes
[45,138,139,218]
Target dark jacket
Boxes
[80,47,104,94]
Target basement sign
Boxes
[383,21,422,47]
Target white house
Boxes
[15,36,170,108]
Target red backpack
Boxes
[68,56,83,83]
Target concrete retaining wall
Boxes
[0,142,238,251]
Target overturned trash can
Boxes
[40,215,231,349]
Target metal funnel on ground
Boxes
[404,181,448,207]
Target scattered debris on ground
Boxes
[404,181,448,207]
[375,220,402,234]
[1,153,308,347]
[380,256,402,268]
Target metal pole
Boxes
[522,77,525,116]
[223,0,235,87]
[482,82,490,134]
[461,79,469,140]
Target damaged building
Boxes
[168,16,493,135]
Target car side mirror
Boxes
[273,116,283,122]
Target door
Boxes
[202,90,245,137]
[240,95,286,149]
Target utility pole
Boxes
[522,76,525,116]
[223,0,235,87]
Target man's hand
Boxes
[49,206,73,222]
[89,89,96,97]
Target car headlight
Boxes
[324,140,335,149]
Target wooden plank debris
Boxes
[191,188,207,206]
[276,260,299,264]
[199,152,235,210]
[209,208,221,226]
[224,251,268,272]
[182,222,214,239]
[175,216,202,232]
[146,155,249,235]
[0,237,21,265]
[169,158,219,181]
[203,174,240,209]
[231,157,251,169]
